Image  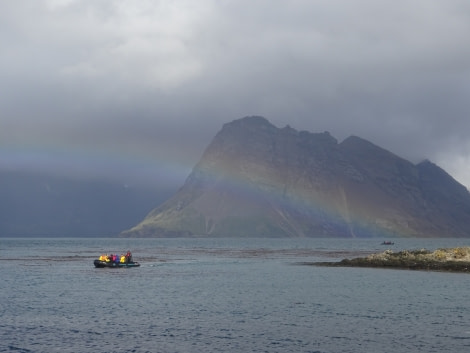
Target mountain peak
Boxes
[121,117,470,238]
[223,115,275,130]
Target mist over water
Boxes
[1,238,470,353]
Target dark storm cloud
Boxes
[1,0,470,187]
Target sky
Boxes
[1,0,470,189]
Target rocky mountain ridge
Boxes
[121,116,470,238]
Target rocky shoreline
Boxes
[306,247,470,273]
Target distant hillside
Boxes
[0,170,172,237]
[121,116,470,238]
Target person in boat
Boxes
[125,251,132,264]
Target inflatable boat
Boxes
[93,259,140,268]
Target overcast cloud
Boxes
[1,0,470,188]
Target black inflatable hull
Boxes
[94,260,140,268]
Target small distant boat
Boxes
[381,241,394,245]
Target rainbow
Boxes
[141,155,418,238]
[1,141,417,238]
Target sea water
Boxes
[1,237,470,353]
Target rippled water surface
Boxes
[1,237,470,353]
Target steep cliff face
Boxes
[121,116,470,238]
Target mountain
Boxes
[121,116,470,238]
[0,170,173,237]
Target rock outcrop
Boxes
[121,116,470,237]
[311,247,470,272]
